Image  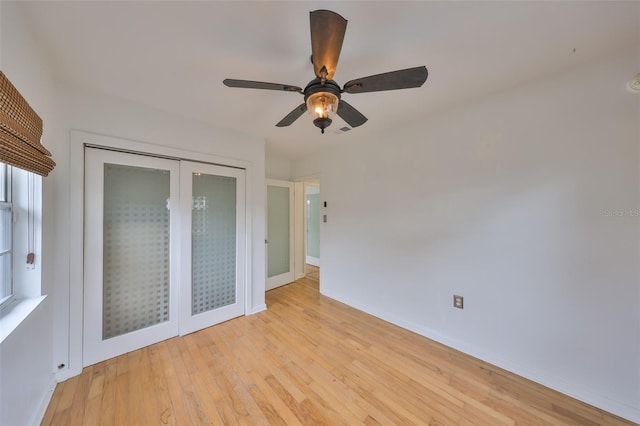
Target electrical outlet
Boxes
[453,295,464,309]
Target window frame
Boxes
[0,162,13,306]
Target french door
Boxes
[83,148,245,366]
[266,179,294,290]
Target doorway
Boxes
[83,147,246,366]
[265,178,321,290]
[301,180,320,287]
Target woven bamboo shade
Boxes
[0,70,55,176]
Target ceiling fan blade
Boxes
[342,66,428,94]
[223,79,302,93]
[310,10,347,80]
[276,103,308,127]
[337,100,367,128]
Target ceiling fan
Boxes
[223,10,428,134]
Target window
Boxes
[0,162,12,304]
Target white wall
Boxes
[265,152,292,180]
[50,82,266,379]
[0,2,57,425]
[292,48,640,422]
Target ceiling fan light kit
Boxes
[305,79,340,134]
[224,9,428,134]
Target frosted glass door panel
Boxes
[191,173,237,315]
[84,148,180,367]
[267,185,290,278]
[103,164,170,339]
[180,161,245,335]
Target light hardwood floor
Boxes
[304,264,319,285]
[42,270,633,425]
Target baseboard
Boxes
[55,363,83,382]
[250,304,267,315]
[306,256,320,267]
[320,288,640,424]
[32,373,57,426]
[266,273,295,291]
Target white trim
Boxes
[68,130,255,376]
[293,182,305,280]
[251,303,267,314]
[305,185,320,195]
[305,256,320,267]
[33,372,57,426]
[0,295,46,344]
[243,166,254,317]
[66,133,85,379]
[79,132,251,170]
[266,273,295,291]
[320,287,640,424]
[268,179,294,186]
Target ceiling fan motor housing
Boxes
[303,78,341,100]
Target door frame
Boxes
[65,130,257,379]
[266,179,295,290]
[304,184,320,267]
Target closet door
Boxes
[83,148,180,366]
[179,161,246,335]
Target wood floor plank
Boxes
[90,361,112,426]
[42,273,636,425]
[125,349,145,423]
[40,378,63,426]
[53,374,78,413]
[158,341,198,424]
[147,342,176,425]
[113,354,130,426]
[171,336,210,424]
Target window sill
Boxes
[0,295,46,344]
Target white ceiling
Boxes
[17,1,640,160]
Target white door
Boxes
[305,184,320,267]
[84,148,180,366]
[179,161,246,335]
[84,148,247,365]
[266,179,294,290]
